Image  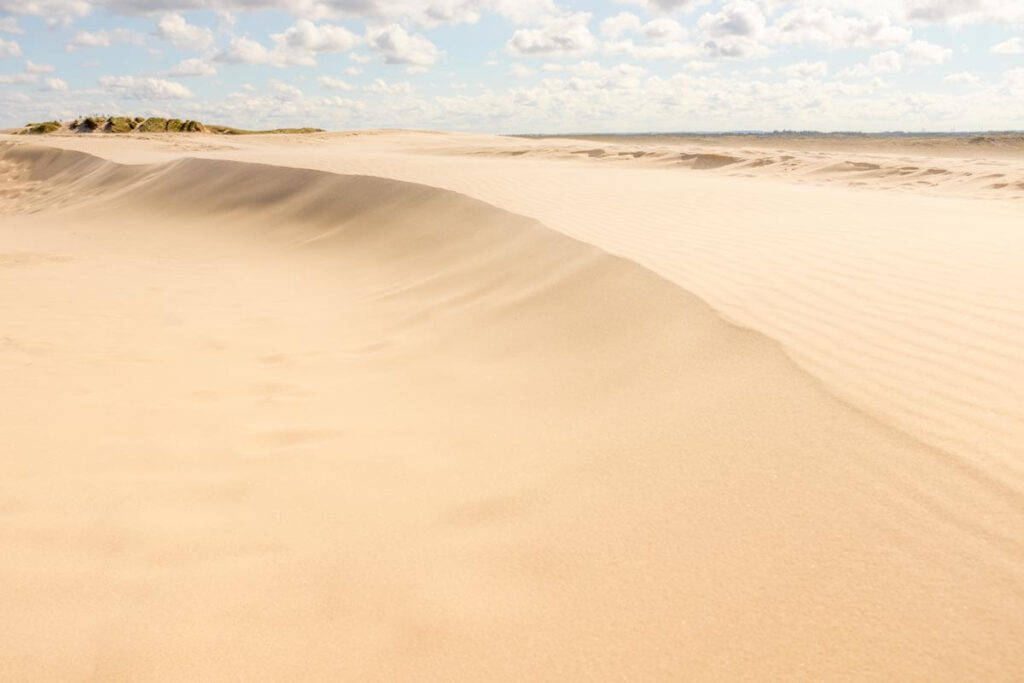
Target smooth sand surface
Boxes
[1,133,1022,681]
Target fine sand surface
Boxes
[1,134,1022,681]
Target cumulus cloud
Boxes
[318,74,353,89]
[556,60,647,91]
[643,17,686,41]
[169,57,216,76]
[66,28,143,51]
[366,23,440,67]
[218,35,272,64]
[99,74,193,98]
[155,13,214,51]
[944,71,980,86]
[782,60,828,79]
[699,0,765,37]
[43,77,68,90]
[509,63,534,77]
[904,39,952,65]
[26,60,54,72]
[600,12,643,38]
[273,19,359,65]
[0,17,23,33]
[624,0,707,11]
[366,77,412,93]
[840,49,903,77]
[507,12,598,57]
[905,0,1024,26]
[698,0,770,58]
[0,0,88,19]
[0,37,20,57]
[991,36,1024,54]
[0,70,35,83]
[769,6,912,49]
[217,22,358,68]
[269,78,302,99]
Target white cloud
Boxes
[868,49,903,73]
[904,39,952,65]
[0,0,88,19]
[0,71,35,83]
[272,19,359,65]
[769,6,912,49]
[782,60,828,79]
[216,10,236,32]
[507,12,598,57]
[66,28,143,51]
[698,1,770,58]
[509,63,534,77]
[0,16,23,33]
[26,60,54,72]
[218,35,272,64]
[366,77,412,94]
[699,0,765,37]
[366,23,440,67]
[905,0,1024,27]
[155,13,214,52]
[600,12,642,38]
[839,49,903,78]
[599,11,690,60]
[624,0,707,11]
[556,60,647,91]
[217,22,359,67]
[0,37,21,57]
[643,17,686,41]
[269,78,302,99]
[169,57,216,76]
[99,75,193,99]
[944,71,980,86]
[318,74,353,90]
[603,37,698,60]
[991,36,1024,54]
[43,77,68,91]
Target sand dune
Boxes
[1,139,1023,680]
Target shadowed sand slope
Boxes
[1,145,1023,681]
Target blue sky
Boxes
[1,0,1022,132]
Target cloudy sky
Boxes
[0,0,1022,132]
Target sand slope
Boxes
[1,142,1023,680]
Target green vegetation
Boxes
[135,117,169,133]
[206,125,324,135]
[134,117,207,133]
[22,121,62,135]
[105,116,136,133]
[17,116,323,136]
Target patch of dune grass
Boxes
[18,116,322,136]
[105,116,135,133]
[22,121,62,135]
[135,117,169,133]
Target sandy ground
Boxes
[1,132,1022,681]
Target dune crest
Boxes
[2,142,1023,680]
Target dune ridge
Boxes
[44,129,1017,500]
[2,142,1023,680]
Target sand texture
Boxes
[1,133,1022,681]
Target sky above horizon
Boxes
[0,0,1022,133]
